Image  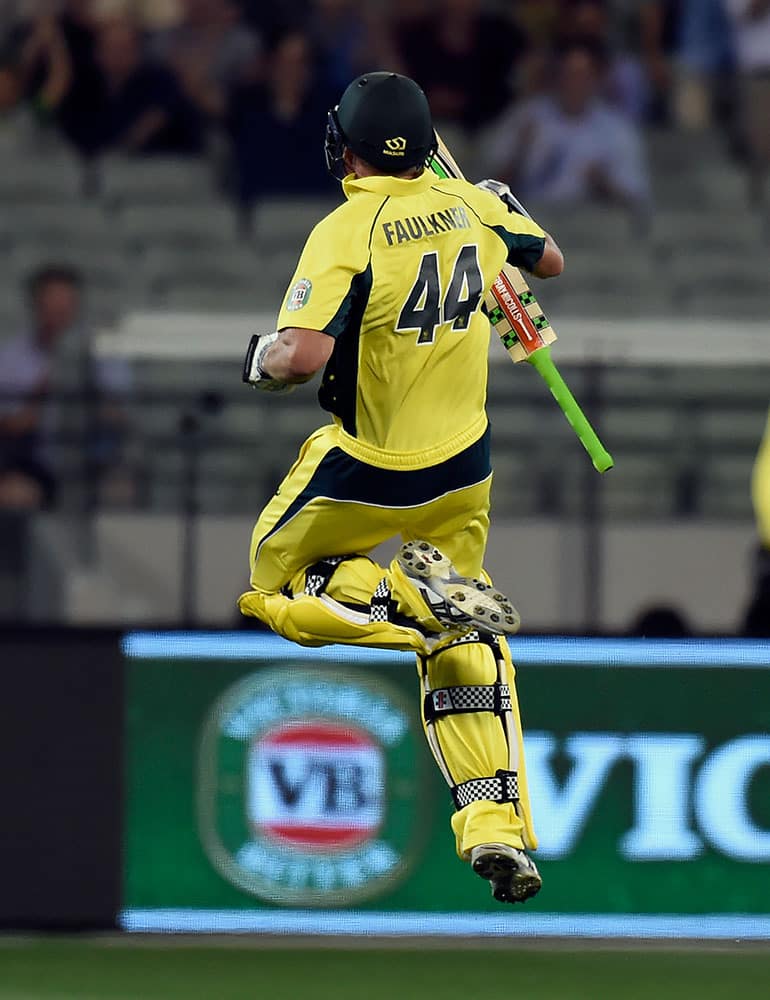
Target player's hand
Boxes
[242,332,295,393]
[476,179,531,221]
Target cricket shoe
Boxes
[470,843,542,904]
[397,540,520,635]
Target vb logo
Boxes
[198,668,426,906]
[250,721,383,850]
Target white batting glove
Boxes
[476,178,532,221]
[242,332,295,393]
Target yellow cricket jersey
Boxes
[277,169,546,470]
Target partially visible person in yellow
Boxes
[238,72,564,904]
[745,409,770,635]
[752,409,770,549]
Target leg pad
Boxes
[424,682,511,722]
[452,769,520,811]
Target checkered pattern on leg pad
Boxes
[424,683,511,721]
[452,769,519,810]
[304,556,347,597]
[369,577,392,624]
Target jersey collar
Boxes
[342,170,435,199]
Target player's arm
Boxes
[473,178,564,280]
[243,327,334,390]
[243,209,366,392]
[531,233,564,279]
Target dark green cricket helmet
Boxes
[325,72,437,179]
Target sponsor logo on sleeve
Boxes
[286,278,312,311]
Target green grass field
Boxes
[1,940,769,1000]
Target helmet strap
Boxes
[324,108,348,182]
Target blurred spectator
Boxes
[58,17,204,157]
[0,268,71,508]
[15,10,72,115]
[128,0,182,31]
[557,0,651,121]
[50,0,100,83]
[485,42,650,208]
[240,0,294,39]
[640,0,733,127]
[149,0,260,120]
[17,1,102,139]
[2,2,96,154]
[724,0,770,206]
[0,266,83,509]
[0,1,23,38]
[0,266,131,511]
[0,57,21,112]
[0,60,35,154]
[308,0,381,93]
[639,0,681,121]
[511,0,562,47]
[226,32,334,215]
[393,0,527,130]
[629,605,692,637]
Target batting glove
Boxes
[476,178,532,221]
[242,332,295,393]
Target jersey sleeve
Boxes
[276,212,368,337]
[468,184,548,274]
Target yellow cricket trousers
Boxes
[238,423,537,855]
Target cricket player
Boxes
[746,409,770,635]
[239,72,564,903]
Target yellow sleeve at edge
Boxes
[752,409,770,548]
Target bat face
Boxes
[427,135,557,364]
[487,267,556,362]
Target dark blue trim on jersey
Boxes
[319,196,390,436]
[256,424,491,554]
[319,263,373,435]
[489,224,546,273]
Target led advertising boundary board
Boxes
[122,633,770,939]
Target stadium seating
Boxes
[116,203,239,254]
[98,157,214,209]
[651,208,764,258]
[251,197,340,252]
[1,126,767,327]
[699,455,756,517]
[1,122,768,522]
[2,200,114,251]
[0,151,84,204]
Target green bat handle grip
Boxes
[527,347,614,474]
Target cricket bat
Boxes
[428,137,614,474]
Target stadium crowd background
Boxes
[0,0,768,634]
[1,0,768,207]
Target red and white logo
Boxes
[248,720,384,852]
[200,668,416,905]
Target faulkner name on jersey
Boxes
[382,205,472,246]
